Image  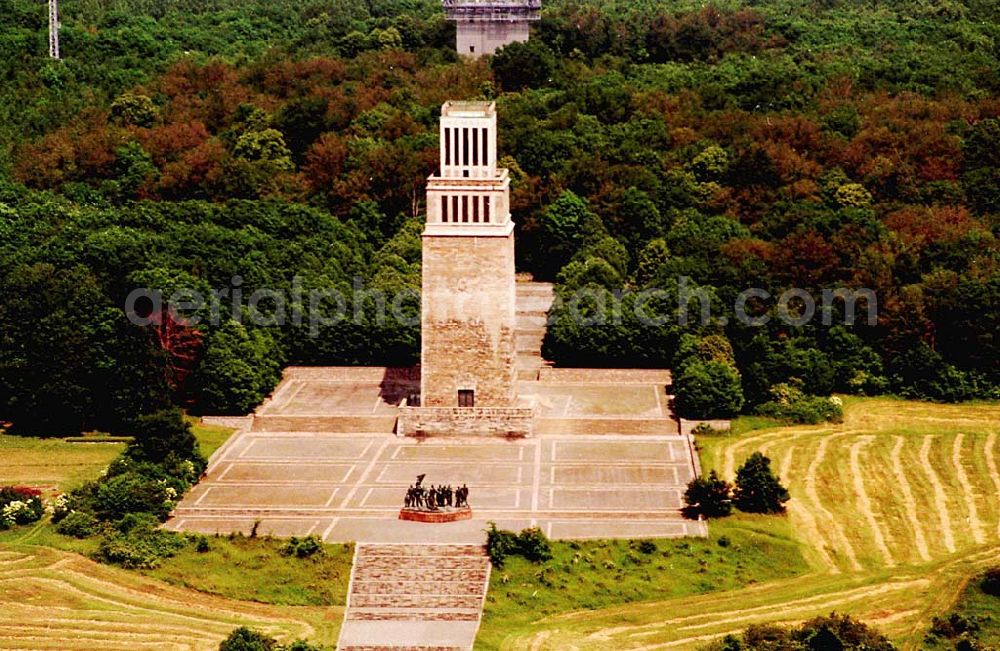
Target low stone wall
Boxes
[252,415,399,433]
[282,366,421,383]
[398,405,534,438]
[201,415,252,430]
[536,367,672,385]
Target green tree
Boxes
[129,408,204,469]
[491,40,556,91]
[194,321,282,415]
[733,452,789,514]
[683,470,733,518]
[0,264,114,436]
[674,359,745,419]
[110,93,158,128]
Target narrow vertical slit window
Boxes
[444,127,451,166]
[484,196,491,223]
[462,195,469,222]
[482,128,488,166]
[441,194,448,222]
[472,128,479,166]
[473,195,479,222]
[452,195,459,221]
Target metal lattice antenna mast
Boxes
[48,0,60,59]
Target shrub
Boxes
[683,470,733,519]
[89,471,175,522]
[0,486,44,529]
[97,513,185,569]
[636,540,658,554]
[485,523,553,567]
[282,641,323,651]
[734,452,790,514]
[756,392,843,424]
[692,422,731,436]
[129,408,205,472]
[219,627,276,651]
[517,527,553,563]
[56,511,100,538]
[981,567,1000,596]
[709,612,895,650]
[280,535,324,559]
[485,522,519,568]
[929,613,983,639]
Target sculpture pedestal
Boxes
[399,507,472,523]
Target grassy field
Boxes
[481,398,1000,650]
[478,516,808,649]
[0,416,234,493]
[0,418,349,650]
[191,419,237,459]
[0,433,124,492]
[143,535,354,607]
[0,543,342,649]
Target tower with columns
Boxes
[420,101,517,409]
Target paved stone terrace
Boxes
[169,283,705,542]
[168,430,705,542]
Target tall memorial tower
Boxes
[443,0,541,58]
[420,101,517,412]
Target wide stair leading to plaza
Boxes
[515,281,554,381]
[337,543,491,651]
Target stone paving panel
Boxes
[218,462,357,483]
[266,381,404,416]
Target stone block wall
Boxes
[398,406,533,437]
[456,21,530,57]
[421,234,516,408]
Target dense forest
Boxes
[1,0,998,434]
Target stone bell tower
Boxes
[419,101,517,410]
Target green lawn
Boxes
[0,432,124,492]
[478,515,809,650]
[191,419,237,459]
[142,535,354,607]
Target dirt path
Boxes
[891,436,932,562]
[919,436,956,554]
[985,432,1000,539]
[850,436,895,567]
[804,434,861,572]
[952,433,986,545]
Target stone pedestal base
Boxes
[399,507,472,523]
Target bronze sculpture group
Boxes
[403,474,469,511]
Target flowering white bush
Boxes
[180,460,197,481]
[2,500,40,527]
[0,487,44,529]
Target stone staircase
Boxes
[515,281,554,381]
[337,544,491,651]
